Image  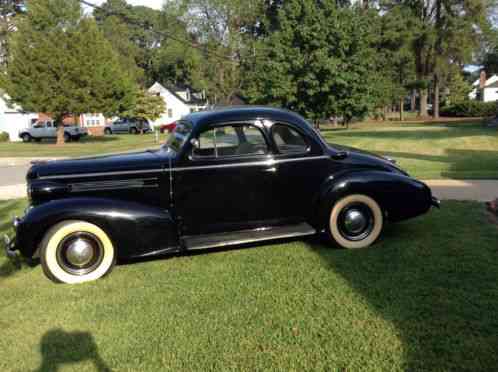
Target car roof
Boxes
[184,106,311,132]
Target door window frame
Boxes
[269,122,312,156]
[190,121,270,161]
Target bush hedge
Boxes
[440,101,497,117]
[0,132,9,142]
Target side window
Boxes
[272,124,308,154]
[193,124,268,158]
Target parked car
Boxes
[159,121,177,134]
[19,121,87,143]
[104,118,151,135]
[4,107,439,284]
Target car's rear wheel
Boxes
[21,133,32,143]
[104,128,112,135]
[130,127,138,134]
[40,220,116,284]
[63,132,70,142]
[328,194,383,249]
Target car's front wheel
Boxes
[328,194,383,249]
[21,133,32,142]
[40,220,116,284]
[104,128,112,135]
[130,127,138,134]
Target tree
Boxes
[122,89,165,131]
[371,7,415,120]
[1,0,135,144]
[382,0,494,118]
[244,0,376,125]
[0,0,26,67]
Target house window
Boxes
[168,109,173,118]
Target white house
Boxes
[469,71,498,102]
[0,94,37,142]
[148,82,208,129]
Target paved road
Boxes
[0,164,30,186]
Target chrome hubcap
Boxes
[56,232,103,275]
[65,239,94,267]
[338,203,375,241]
[343,209,367,235]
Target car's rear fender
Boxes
[16,197,179,259]
[313,170,433,229]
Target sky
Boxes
[84,0,165,11]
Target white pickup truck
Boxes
[19,121,88,142]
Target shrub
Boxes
[440,101,497,117]
[0,131,9,142]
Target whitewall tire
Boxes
[40,220,116,284]
[329,194,383,249]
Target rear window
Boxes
[272,124,308,154]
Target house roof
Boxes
[148,82,207,106]
[472,74,498,88]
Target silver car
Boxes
[19,121,87,142]
[104,118,151,135]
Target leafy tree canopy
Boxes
[244,0,376,123]
[1,0,135,123]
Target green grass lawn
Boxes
[322,121,498,179]
[1,121,497,179]
[1,199,497,371]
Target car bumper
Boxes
[431,196,441,209]
[3,217,21,260]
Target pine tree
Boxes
[1,0,135,144]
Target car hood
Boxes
[27,150,169,179]
[328,143,408,175]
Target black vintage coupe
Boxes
[4,107,439,283]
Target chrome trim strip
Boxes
[39,168,164,180]
[70,178,158,192]
[37,155,330,179]
[173,155,330,172]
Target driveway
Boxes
[426,180,498,202]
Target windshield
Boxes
[163,120,193,152]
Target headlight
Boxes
[27,184,32,200]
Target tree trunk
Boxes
[410,90,416,112]
[433,75,440,119]
[399,97,404,121]
[56,122,65,145]
[419,89,428,117]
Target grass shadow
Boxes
[35,328,111,372]
[307,202,498,370]
[379,149,498,179]
[329,126,495,141]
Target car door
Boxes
[174,121,280,236]
[267,122,332,221]
[31,122,45,139]
[45,121,57,138]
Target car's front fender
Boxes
[314,170,433,229]
[16,197,179,259]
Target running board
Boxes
[182,223,316,251]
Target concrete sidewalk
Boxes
[0,157,63,167]
[0,179,496,202]
[425,180,498,202]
